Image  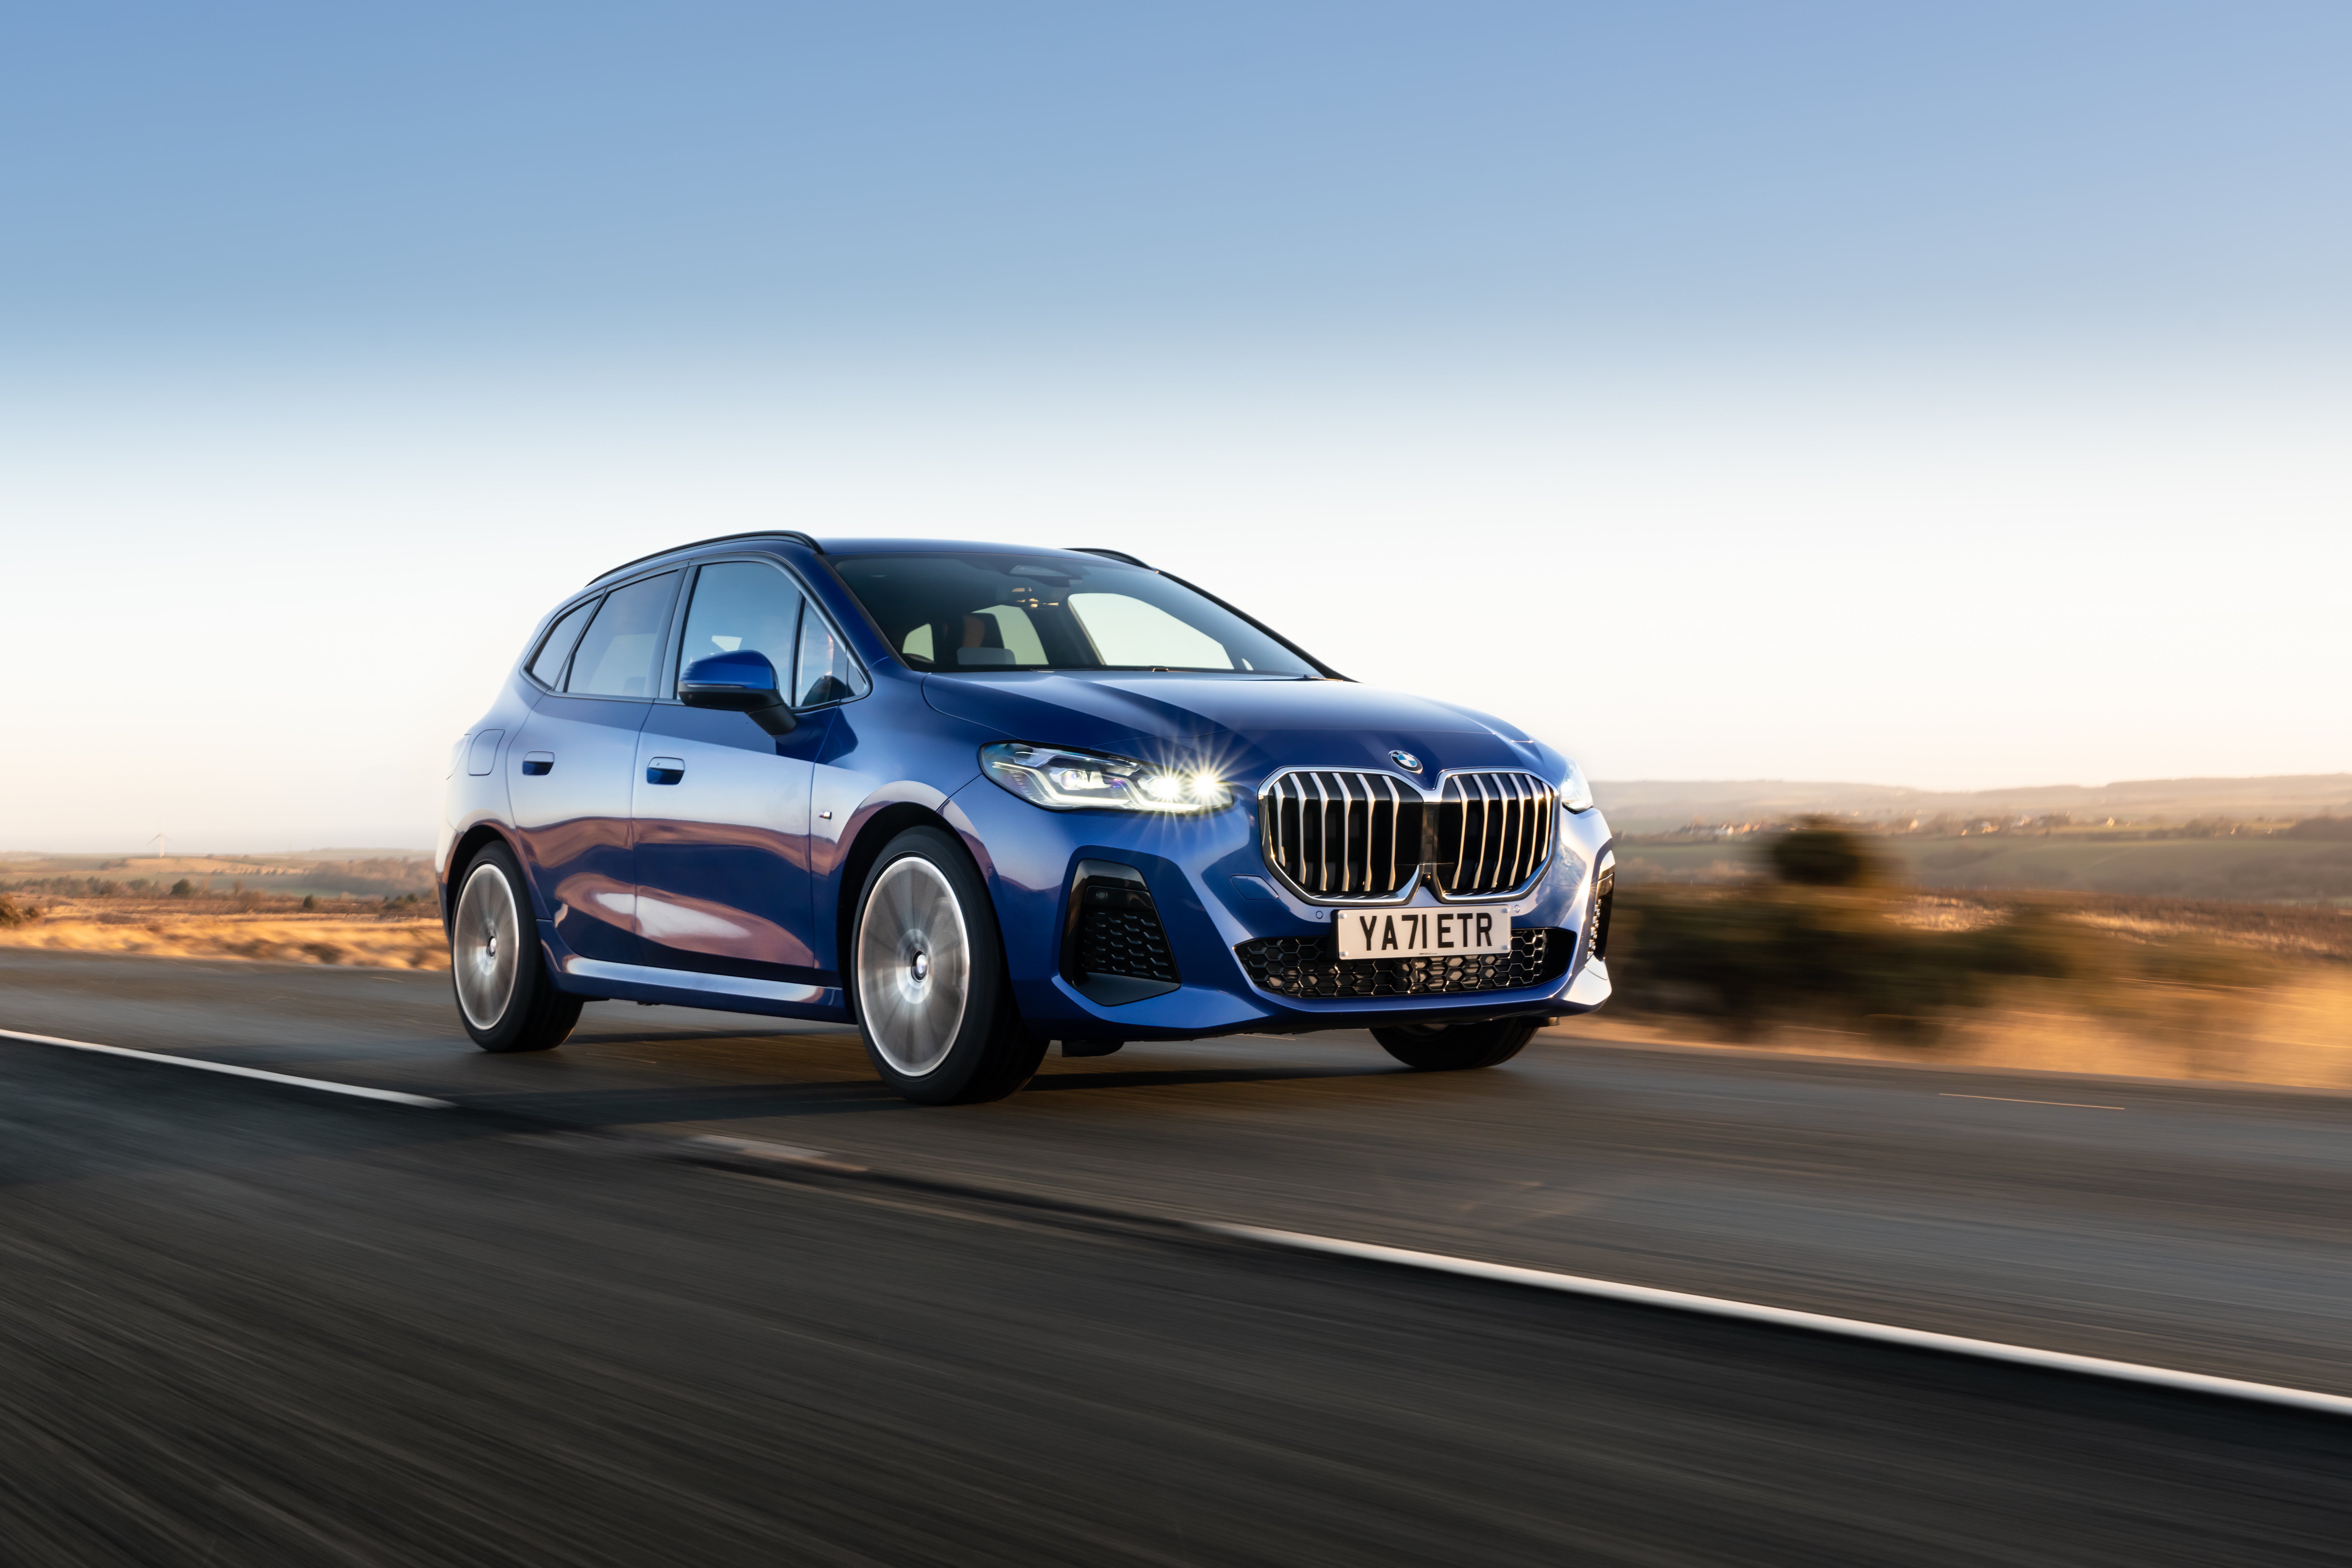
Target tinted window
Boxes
[566,572,678,697]
[526,598,599,687]
[795,603,870,707]
[677,562,803,696]
[832,554,1315,675]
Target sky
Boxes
[2,1,2347,851]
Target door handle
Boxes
[521,752,555,776]
[646,757,685,785]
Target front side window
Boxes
[566,572,679,698]
[676,562,803,695]
[527,597,599,687]
[831,553,1315,675]
[795,602,871,707]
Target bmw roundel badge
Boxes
[1391,750,1423,773]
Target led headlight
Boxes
[981,742,1233,814]
[1561,757,1595,813]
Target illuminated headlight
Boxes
[1561,758,1595,813]
[981,742,1234,814]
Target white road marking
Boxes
[1942,1093,2126,1110]
[0,1027,453,1108]
[687,1134,866,1173]
[1206,1224,2352,1420]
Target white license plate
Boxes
[1335,908,1511,961]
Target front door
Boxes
[631,560,828,984]
[508,570,681,966]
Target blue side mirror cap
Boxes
[679,650,796,735]
[681,649,780,696]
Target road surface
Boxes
[5,948,2352,1563]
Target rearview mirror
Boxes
[679,650,797,736]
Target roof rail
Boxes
[1069,547,1150,568]
[586,530,824,585]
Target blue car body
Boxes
[438,534,1615,1043]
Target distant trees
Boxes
[170,879,194,897]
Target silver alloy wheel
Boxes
[452,861,523,1030]
[855,855,972,1077]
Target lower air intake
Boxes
[1235,928,1567,1000]
[1078,905,1178,985]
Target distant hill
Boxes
[1594,775,2352,833]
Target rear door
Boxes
[508,570,681,966]
[630,559,833,985]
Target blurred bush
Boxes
[1763,817,1889,886]
[0,895,39,928]
[1608,820,2274,1047]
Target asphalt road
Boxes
[7,947,2352,1563]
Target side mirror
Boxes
[679,650,798,736]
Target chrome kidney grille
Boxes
[1260,771,1425,899]
[1258,768,1556,903]
[1431,771,1557,898]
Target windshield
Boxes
[828,553,1320,676]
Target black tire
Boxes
[850,826,1047,1105]
[1370,1015,1540,1071]
[448,841,583,1054]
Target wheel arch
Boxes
[442,823,522,929]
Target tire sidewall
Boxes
[851,827,1018,1103]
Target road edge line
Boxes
[0,1027,454,1109]
[1204,1223,2352,1420]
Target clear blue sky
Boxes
[9,1,2346,358]
[3,3,2347,847]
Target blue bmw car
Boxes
[439,533,1615,1103]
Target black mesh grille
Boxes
[1078,905,1178,984]
[1235,927,1567,1000]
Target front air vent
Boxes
[1061,860,1180,1007]
[1257,767,1556,904]
[1583,851,1615,963]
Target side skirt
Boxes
[541,930,851,1022]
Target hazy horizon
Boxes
[8,770,2348,858]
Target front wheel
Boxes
[851,827,1047,1105]
[1370,1015,1540,1071]
[450,842,583,1054]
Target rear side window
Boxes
[566,572,679,698]
[676,562,803,693]
[526,598,599,688]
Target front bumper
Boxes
[949,777,1615,1041]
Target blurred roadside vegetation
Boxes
[1604,821,2332,1073]
[1617,815,2352,902]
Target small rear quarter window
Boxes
[527,598,599,687]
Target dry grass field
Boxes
[0,894,446,969]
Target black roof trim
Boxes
[586,530,823,586]
[1069,547,1150,568]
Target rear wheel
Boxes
[450,842,583,1054]
[1370,1015,1540,1071]
[851,827,1046,1105]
